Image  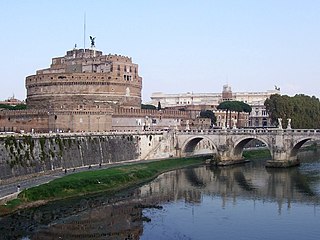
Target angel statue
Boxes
[90,36,96,48]
[278,118,282,129]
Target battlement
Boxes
[65,48,103,59]
[0,109,49,117]
[35,49,136,76]
[26,72,142,85]
[113,108,191,119]
[105,54,132,62]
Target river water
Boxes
[1,151,320,240]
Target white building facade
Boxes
[150,85,280,127]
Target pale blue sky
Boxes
[1,0,320,102]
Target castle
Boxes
[0,46,278,133]
[0,48,191,133]
[26,48,142,110]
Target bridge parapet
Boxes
[175,128,320,136]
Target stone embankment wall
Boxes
[0,132,167,181]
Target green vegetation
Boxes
[199,110,217,128]
[2,198,23,209]
[55,136,64,157]
[39,137,47,162]
[0,104,27,110]
[3,135,37,168]
[0,157,206,215]
[243,149,271,159]
[265,94,320,128]
[217,101,252,128]
[141,104,157,110]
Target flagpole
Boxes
[84,13,86,51]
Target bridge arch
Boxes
[233,137,270,156]
[290,137,313,157]
[182,136,217,156]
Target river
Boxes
[0,151,319,239]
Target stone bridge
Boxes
[153,128,320,167]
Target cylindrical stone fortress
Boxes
[26,48,142,110]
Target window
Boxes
[255,118,259,126]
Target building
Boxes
[0,95,25,107]
[21,47,143,132]
[150,84,280,127]
[26,48,142,110]
[0,47,195,133]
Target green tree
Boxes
[157,101,162,111]
[265,94,320,129]
[217,101,233,128]
[233,101,252,127]
[141,104,156,110]
[0,104,27,110]
[200,110,217,128]
[217,101,251,128]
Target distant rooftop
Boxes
[0,95,25,106]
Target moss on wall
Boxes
[0,134,140,180]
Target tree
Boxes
[141,104,156,110]
[264,94,289,126]
[217,101,233,128]
[200,110,217,128]
[228,101,252,127]
[157,101,162,111]
[0,104,27,110]
[217,101,251,128]
[265,94,320,129]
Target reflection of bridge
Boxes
[151,128,320,167]
[140,159,320,207]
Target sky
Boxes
[0,0,320,103]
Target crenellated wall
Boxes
[112,108,191,118]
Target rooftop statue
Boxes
[90,36,96,48]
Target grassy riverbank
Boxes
[0,157,206,216]
[242,148,271,160]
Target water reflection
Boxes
[0,152,319,239]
